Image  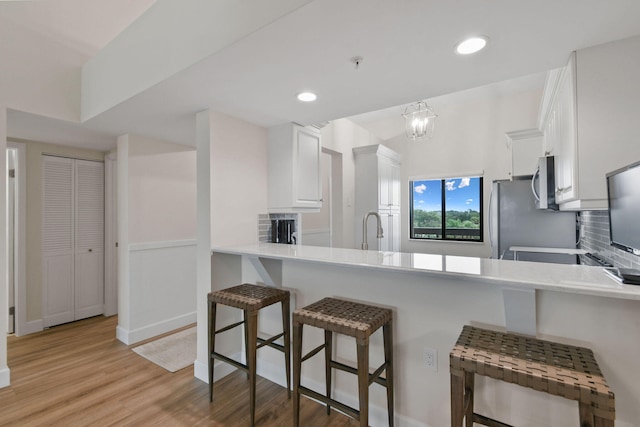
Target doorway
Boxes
[301,148,343,248]
[6,142,25,336]
[7,149,15,333]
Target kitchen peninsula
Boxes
[207,243,640,427]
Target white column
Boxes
[194,110,212,382]
[1,106,10,388]
[115,135,130,343]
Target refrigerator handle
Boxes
[488,186,494,257]
[531,167,541,201]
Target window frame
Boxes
[409,175,484,242]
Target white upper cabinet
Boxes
[353,144,402,251]
[538,36,640,210]
[354,144,401,212]
[268,123,322,212]
[378,155,401,210]
[505,129,544,178]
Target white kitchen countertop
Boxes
[212,243,640,301]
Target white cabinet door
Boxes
[378,211,401,252]
[378,158,391,210]
[74,160,105,320]
[554,54,578,204]
[42,156,104,327]
[377,157,401,210]
[389,163,401,210]
[293,125,322,207]
[506,129,544,178]
[268,123,322,212]
[42,156,75,327]
[385,211,401,252]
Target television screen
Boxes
[607,161,640,256]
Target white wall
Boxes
[128,136,197,243]
[0,16,83,122]
[209,111,269,246]
[194,110,271,381]
[321,119,384,248]
[116,134,197,344]
[384,88,543,257]
[1,106,9,388]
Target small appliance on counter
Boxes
[271,219,296,244]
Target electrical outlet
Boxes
[424,347,438,372]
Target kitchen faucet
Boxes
[361,211,384,250]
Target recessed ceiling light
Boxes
[456,36,488,55]
[297,92,317,102]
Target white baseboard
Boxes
[0,367,10,388]
[116,311,197,345]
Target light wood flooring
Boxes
[1,315,359,426]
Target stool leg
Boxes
[243,310,250,381]
[463,372,474,427]
[579,402,596,427]
[450,372,464,427]
[246,310,258,427]
[594,417,614,427]
[292,322,303,427]
[282,297,291,399]
[324,330,333,415]
[208,300,217,402]
[356,337,370,427]
[383,321,394,427]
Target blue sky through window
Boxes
[413,177,481,212]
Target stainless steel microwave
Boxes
[531,156,559,210]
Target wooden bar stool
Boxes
[450,325,615,427]
[292,297,394,427]
[208,284,291,427]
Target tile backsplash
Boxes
[258,213,300,243]
[578,211,640,269]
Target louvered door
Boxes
[42,156,75,327]
[42,156,104,327]
[74,160,104,319]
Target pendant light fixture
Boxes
[403,101,437,141]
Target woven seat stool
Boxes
[292,297,394,427]
[208,284,290,427]
[450,325,615,427]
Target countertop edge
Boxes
[211,244,640,301]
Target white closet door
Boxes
[74,160,105,320]
[42,156,75,327]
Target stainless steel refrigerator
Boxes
[489,179,578,263]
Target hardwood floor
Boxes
[1,316,359,426]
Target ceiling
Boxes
[4,0,640,150]
[0,0,156,57]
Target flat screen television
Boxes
[606,160,640,257]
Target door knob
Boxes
[88,249,93,252]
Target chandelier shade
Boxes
[403,101,437,141]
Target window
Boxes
[410,176,483,241]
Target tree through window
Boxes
[410,176,483,241]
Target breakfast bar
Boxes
[206,243,640,427]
